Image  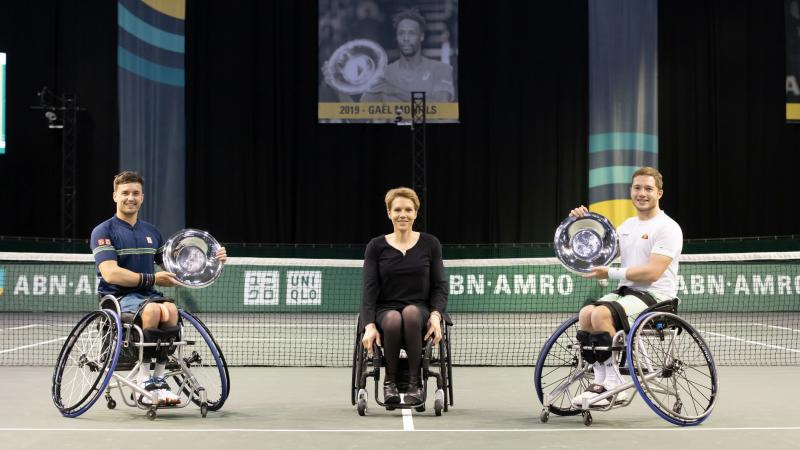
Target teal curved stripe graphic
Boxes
[588,165,640,188]
[117,0,186,235]
[118,3,184,53]
[589,132,658,153]
[118,47,184,87]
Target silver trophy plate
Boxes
[553,212,619,274]
[327,39,388,95]
[162,228,224,288]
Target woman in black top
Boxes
[360,187,448,404]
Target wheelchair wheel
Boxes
[168,311,229,411]
[438,333,451,411]
[627,312,719,426]
[52,309,122,417]
[534,316,590,416]
[444,324,454,406]
[351,327,363,406]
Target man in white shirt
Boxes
[570,166,683,407]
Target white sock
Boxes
[592,362,606,385]
[138,363,151,384]
[154,362,166,379]
[603,356,624,386]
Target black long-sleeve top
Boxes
[360,233,449,326]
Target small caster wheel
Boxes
[434,389,444,416]
[147,407,157,421]
[200,402,208,418]
[356,388,368,416]
[540,409,549,423]
[582,411,592,426]
[107,399,116,409]
[673,400,683,414]
[415,404,426,413]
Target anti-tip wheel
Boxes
[582,411,592,426]
[147,407,157,421]
[540,410,549,423]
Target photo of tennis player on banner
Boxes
[318,0,459,123]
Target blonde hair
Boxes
[384,187,420,211]
[632,166,663,190]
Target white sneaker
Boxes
[139,377,180,406]
[138,377,159,406]
[572,382,630,408]
[152,377,181,405]
[157,388,181,405]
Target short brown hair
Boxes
[632,166,663,190]
[384,187,420,211]
[113,171,144,191]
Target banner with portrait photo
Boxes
[787,0,800,122]
[318,0,459,123]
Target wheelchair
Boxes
[351,313,454,416]
[534,299,719,426]
[51,295,230,420]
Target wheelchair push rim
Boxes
[167,310,230,411]
[52,309,122,417]
[534,315,590,416]
[627,311,719,426]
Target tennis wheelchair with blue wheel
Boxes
[351,313,454,416]
[534,299,718,426]
[51,295,230,420]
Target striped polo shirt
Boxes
[90,216,164,296]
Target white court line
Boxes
[0,324,73,331]
[0,427,799,433]
[759,324,800,333]
[216,338,330,343]
[0,337,67,354]
[202,324,562,329]
[693,322,800,328]
[6,321,795,330]
[700,331,800,353]
[6,325,40,331]
[402,408,414,431]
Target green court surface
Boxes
[1,366,798,449]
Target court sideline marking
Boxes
[1,427,799,433]
[0,337,66,354]
[700,330,800,353]
[402,408,414,431]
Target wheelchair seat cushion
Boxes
[120,312,137,324]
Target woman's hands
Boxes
[425,311,443,346]
[361,323,381,356]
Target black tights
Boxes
[378,305,424,382]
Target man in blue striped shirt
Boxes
[90,171,226,405]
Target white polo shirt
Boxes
[616,211,683,297]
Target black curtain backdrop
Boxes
[0,1,797,244]
[184,0,589,244]
[659,0,800,239]
[0,1,118,238]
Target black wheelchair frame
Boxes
[351,313,454,416]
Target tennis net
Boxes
[1,251,798,366]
